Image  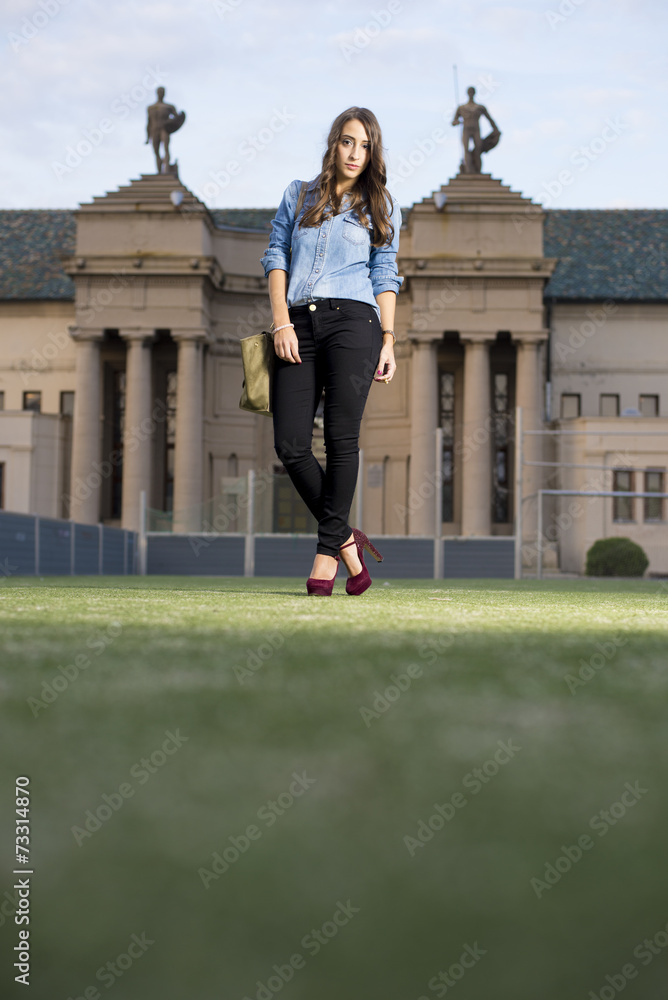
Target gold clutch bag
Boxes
[239,328,274,416]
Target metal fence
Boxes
[141,474,515,579]
[143,531,515,579]
[0,511,137,577]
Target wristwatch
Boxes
[382,329,396,343]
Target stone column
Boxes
[460,333,496,536]
[69,327,104,525]
[512,332,548,562]
[408,337,439,535]
[172,329,209,532]
[120,329,155,532]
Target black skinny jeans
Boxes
[272,297,383,557]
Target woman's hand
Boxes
[373,339,396,383]
[273,327,301,364]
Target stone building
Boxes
[0,168,666,573]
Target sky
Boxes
[1,0,667,212]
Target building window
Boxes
[439,372,455,522]
[164,371,177,513]
[60,391,74,521]
[110,371,125,519]
[23,391,41,413]
[492,372,511,522]
[612,469,634,521]
[644,470,664,521]
[600,394,619,417]
[639,395,659,417]
[60,391,74,417]
[0,462,4,509]
[0,391,4,410]
[560,393,580,418]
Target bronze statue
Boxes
[145,86,186,174]
[451,86,500,174]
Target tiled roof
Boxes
[0,210,75,300]
[1,206,667,302]
[543,209,668,300]
[209,208,275,231]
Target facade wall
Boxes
[552,417,668,574]
[551,302,668,418]
[0,411,66,516]
[0,301,76,413]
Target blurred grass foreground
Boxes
[1,575,667,1000]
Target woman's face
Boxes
[335,118,370,185]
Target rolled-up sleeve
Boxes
[259,178,300,277]
[368,195,404,297]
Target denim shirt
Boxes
[259,178,403,321]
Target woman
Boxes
[260,106,403,596]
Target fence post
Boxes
[434,427,443,580]
[34,515,40,576]
[514,406,523,580]
[536,489,543,580]
[356,449,364,529]
[244,470,255,577]
[138,490,147,575]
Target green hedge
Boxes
[585,536,649,577]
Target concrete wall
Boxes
[551,302,668,417]
[0,411,68,516]
[0,301,76,412]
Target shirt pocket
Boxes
[342,215,370,245]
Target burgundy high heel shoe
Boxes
[339,528,383,596]
[306,556,340,596]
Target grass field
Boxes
[2,575,668,1000]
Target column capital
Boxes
[119,328,156,343]
[68,325,104,343]
[407,331,441,346]
[510,330,549,346]
[458,331,497,346]
[171,327,212,344]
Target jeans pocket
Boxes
[337,298,373,318]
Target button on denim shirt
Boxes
[259,178,403,322]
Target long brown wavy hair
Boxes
[299,107,395,248]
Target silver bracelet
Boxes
[273,322,295,333]
[382,329,396,343]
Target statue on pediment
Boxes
[146,87,186,174]
[451,86,501,174]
